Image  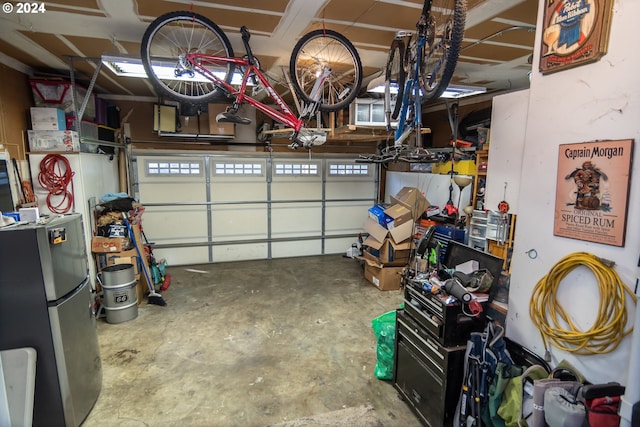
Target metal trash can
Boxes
[99,264,138,324]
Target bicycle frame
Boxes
[182,52,328,134]
[393,33,426,148]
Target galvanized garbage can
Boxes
[99,264,138,324]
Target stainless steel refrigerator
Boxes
[0,213,102,426]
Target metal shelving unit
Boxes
[468,209,488,251]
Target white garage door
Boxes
[133,152,377,265]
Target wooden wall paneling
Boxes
[0,65,31,160]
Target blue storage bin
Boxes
[2,212,20,222]
[434,225,465,243]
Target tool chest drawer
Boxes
[404,281,487,347]
[396,310,465,381]
[394,310,466,427]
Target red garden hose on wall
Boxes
[37,154,75,214]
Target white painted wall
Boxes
[484,89,530,214]
[503,0,640,406]
[29,152,120,287]
[385,171,474,214]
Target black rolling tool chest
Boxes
[394,309,466,427]
[393,240,502,426]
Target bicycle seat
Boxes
[217,111,252,125]
[395,30,413,38]
[240,26,257,65]
[241,26,251,42]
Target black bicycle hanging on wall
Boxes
[139,11,363,149]
[358,0,467,163]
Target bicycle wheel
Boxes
[141,11,235,104]
[290,29,363,112]
[384,38,406,126]
[419,0,467,101]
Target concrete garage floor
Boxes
[83,255,421,427]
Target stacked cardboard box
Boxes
[361,187,430,291]
[390,186,431,219]
[27,106,81,152]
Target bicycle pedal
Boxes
[216,112,252,125]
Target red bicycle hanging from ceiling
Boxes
[140,11,363,149]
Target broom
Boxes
[140,226,171,291]
[123,215,167,306]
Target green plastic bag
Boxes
[371,310,397,380]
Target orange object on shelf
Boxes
[419,219,438,228]
[452,139,473,148]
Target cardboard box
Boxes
[388,219,414,243]
[96,249,139,276]
[362,219,390,261]
[384,224,413,264]
[385,204,412,229]
[30,107,66,130]
[363,242,410,267]
[91,236,129,253]
[362,259,404,291]
[362,218,413,266]
[136,277,147,306]
[363,217,389,243]
[28,130,80,152]
[390,187,430,220]
[208,104,235,136]
[368,204,392,227]
[364,239,412,266]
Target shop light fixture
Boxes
[439,84,487,99]
[101,54,250,85]
[366,74,486,99]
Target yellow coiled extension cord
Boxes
[529,252,637,358]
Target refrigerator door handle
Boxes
[47,277,90,308]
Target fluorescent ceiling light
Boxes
[439,84,487,99]
[101,54,249,86]
[367,83,397,94]
[366,73,485,99]
[366,74,393,94]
